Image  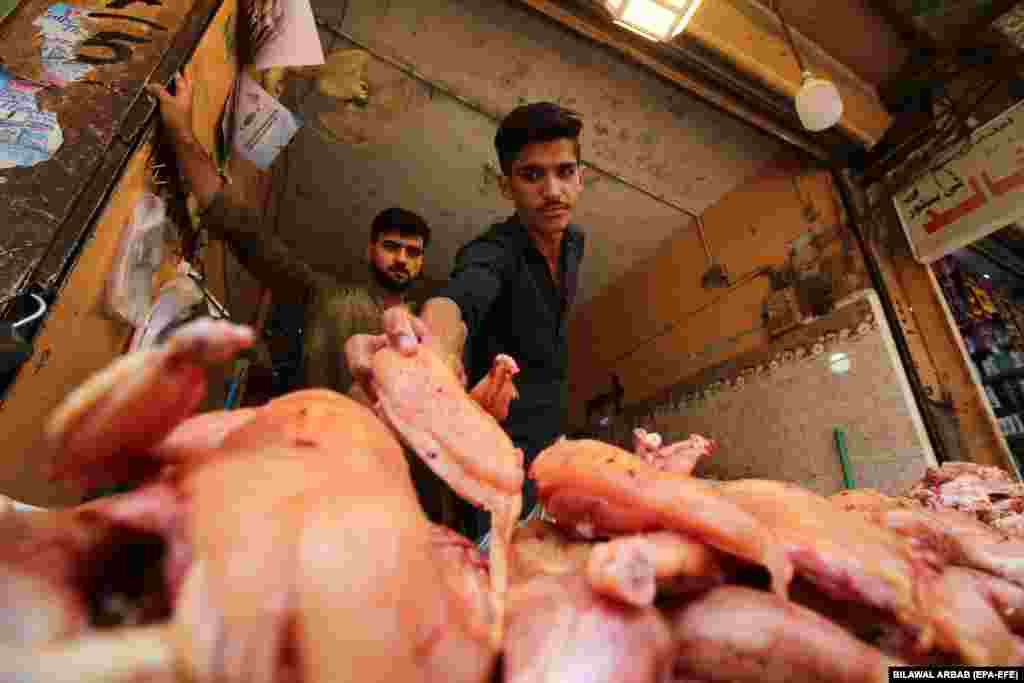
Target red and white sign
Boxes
[894,100,1024,263]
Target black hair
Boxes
[495,102,583,173]
[371,208,432,248]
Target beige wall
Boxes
[607,292,935,497]
[569,151,871,429]
[273,0,784,304]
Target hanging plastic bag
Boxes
[105,193,174,326]
[129,272,208,353]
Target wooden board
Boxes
[0,134,157,505]
[0,0,236,506]
[568,159,869,427]
[853,176,1016,475]
[685,0,892,148]
[0,0,221,302]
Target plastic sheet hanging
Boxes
[129,272,208,353]
[105,193,177,327]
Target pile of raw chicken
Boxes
[5,319,1024,682]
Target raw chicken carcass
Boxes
[508,519,593,586]
[929,567,1024,665]
[716,480,940,650]
[530,438,793,597]
[47,319,256,491]
[832,489,1024,589]
[669,586,899,683]
[503,572,674,683]
[368,344,524,644]
[632,429,717,476]
[469,353,520,423]
[32,319,498,683]
[907,462,1024,532]
[0,625,177,683]
[430,523,495,644]
[587,531,724,607]
[507,520,724,606]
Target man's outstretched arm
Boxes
[148,70,334,298]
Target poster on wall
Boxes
[893,99,1024,263]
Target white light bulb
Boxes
[795,73,843,132]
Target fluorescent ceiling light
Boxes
[604,0,704,41]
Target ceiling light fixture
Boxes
[773,0,843,132]
[602,0,705,41]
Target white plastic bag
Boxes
[129,272,208,353]
[105,193,172,326]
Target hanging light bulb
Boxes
[603,0,705,41]
[795,71,844,132]
[774,1,844,132]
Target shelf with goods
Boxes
[971,352,1024,451]
[934,254,1024,461]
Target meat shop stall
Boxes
[6,0,1024,679]
[0,0,244,506]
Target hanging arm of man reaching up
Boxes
[147,70,336,301]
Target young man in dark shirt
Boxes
[349,102,586,536]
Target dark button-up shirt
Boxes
[439,214,585,462]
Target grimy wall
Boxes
[568,152,872,430]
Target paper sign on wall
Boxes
[224,72,300,169]
[894,99,1024,263]
[0,67,63,169]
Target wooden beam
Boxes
[854,182,1019,476]
[514,0,830,159]
[684,0,892,148]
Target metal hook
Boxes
[12,294,47,329]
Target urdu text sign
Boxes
[893,100,1024,264]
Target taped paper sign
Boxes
[245,0,323,70]
[0,67,63,169]
[224,72,300,169]
[34,3,93,85]
[893,99,1024,263]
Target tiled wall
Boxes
[611,291,936,496]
